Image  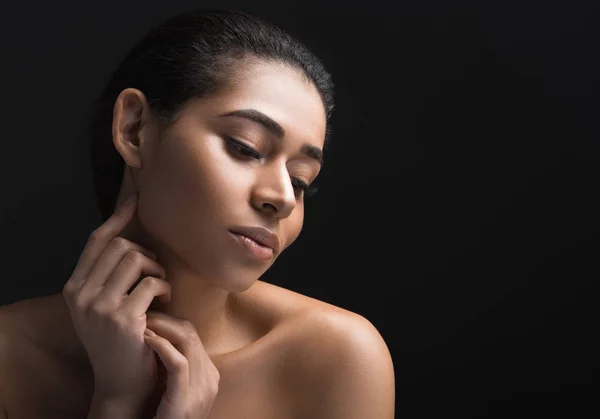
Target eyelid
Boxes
[225,136,319,197]
[225,136,254,148]
[225,136,263,158]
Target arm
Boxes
[294,312,396,419]
[86,393,146,419]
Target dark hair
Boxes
[89,9,335,222]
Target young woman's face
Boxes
[119,60,327,292]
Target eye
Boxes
[226,136,319,198]
[225,137,263,159]
[291,178,319,197]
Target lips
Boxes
[228,226,280,253]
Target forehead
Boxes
[185,60,327,148]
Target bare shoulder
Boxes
[254,283,395,419]
[281,302,394,377]
[0,300,36,417]
[0,308,11,418]
[0,295,63,352]
[0,297,39,359]
[0,295,92,418]
[248,281,392,353]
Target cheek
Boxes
[137,148,206,242]
[139,140,247,242]
[281,207,305,252]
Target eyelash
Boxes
[225,137,319,197]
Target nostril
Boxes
[262,202,278,212]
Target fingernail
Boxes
[144,328,156,337]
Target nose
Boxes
[251,161,297,218]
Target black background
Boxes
[1,0,599,417]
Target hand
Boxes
[142,311,221,419]
[62,193,172,411]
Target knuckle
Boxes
[141,275,160,288]
[212,366,221,383]
[112,236,132,252]
[210,380,220,395]
[62,280,74,297]
[89,301,114,319]
[72,295,88,312]
[200,379,219,402]
[123,250,145,265]
[208,375,220,393]
[111,313,128,330]
[172,355,189,372]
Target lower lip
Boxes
[229,231,274,261]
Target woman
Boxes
[0,9,395,419]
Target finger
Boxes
[77,238,160,305]
[119,276,172,318]
[145,312,207,357]
[144,328,189,402]
[146,312,210,389]
[65,193,138,291]
[92,252,166,312]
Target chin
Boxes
[197,262,265,293]
[214,272,260,293]
[227,280,258,294]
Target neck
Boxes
[121,215,237,356]
[147,247,233,356]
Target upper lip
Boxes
[229,226,280,253]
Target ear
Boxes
[112,88,154,170]
[111,88,154,210]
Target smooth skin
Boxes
[0,58,395,419]
[63,196,220,418]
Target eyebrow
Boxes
[219,108,324,166]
